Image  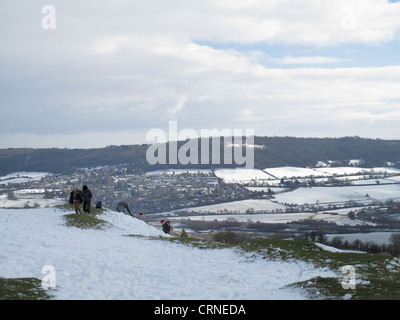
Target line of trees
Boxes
[308,232,400,256]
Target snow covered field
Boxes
[273,184,400,206]
[0,193,63,209]
[213,167,400,184]
[0,207,338,300]
[176,211,360,226]
[0,172,51,185]
[214,168,274,183]
[182,198,287,214]
[264,167,330,179]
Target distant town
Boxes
[1,166,257,214]
[2,164,400,217]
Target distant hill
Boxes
[253,136,400,169]
[0,145,149,176]
[0,136,399,176]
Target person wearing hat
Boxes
[160,219,167,233]
[81,185,93,214]
[161,220,173,234]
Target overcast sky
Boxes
[1,0,400,148]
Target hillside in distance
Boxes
[0,136,399,175]
[253,136,400,169]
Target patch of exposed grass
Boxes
[0,277,53,300]
[164,236,228,249]
[63,213,108,230]
[57,203,109,230]
[140,234,228,249]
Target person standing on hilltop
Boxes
[81,185,93,214]
[69,187,82,214]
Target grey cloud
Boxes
[1,1,400,148]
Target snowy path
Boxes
[0,208,336,299]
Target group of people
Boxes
[114,200,174,234]
[69,185,93,214]
[69,186,174,234]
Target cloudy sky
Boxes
[1,0,400,148]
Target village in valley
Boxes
[1,161,400,251]
[0,167,251,214]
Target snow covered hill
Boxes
[0,207,338,299]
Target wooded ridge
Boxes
[0,136,399,175]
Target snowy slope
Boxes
[0,207,337,300]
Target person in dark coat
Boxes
[81,185,93,214]
[69,187,82,214]
[162,220,173,234]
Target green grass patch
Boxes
[0,277,53,300]
[239,238,324,262]
[57,203,109,230]
[133,234,227,250]
[164,236,228,249]
[63,213,108,230]
[287,276,346,300]
[289,275,400,300]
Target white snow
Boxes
[182,198,287,214]
[315,167,400,176]
[0,172,51,185]
[0,193,64,209]
[0,207,338,300]
[273,184,400,206]
[263,166,400,179]
[211,166,400,186]
[264,167,328,179]
[178,211,361,226]
[314,242,365,254]
[214,168,274,183]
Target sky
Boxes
[0,0,400,148]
